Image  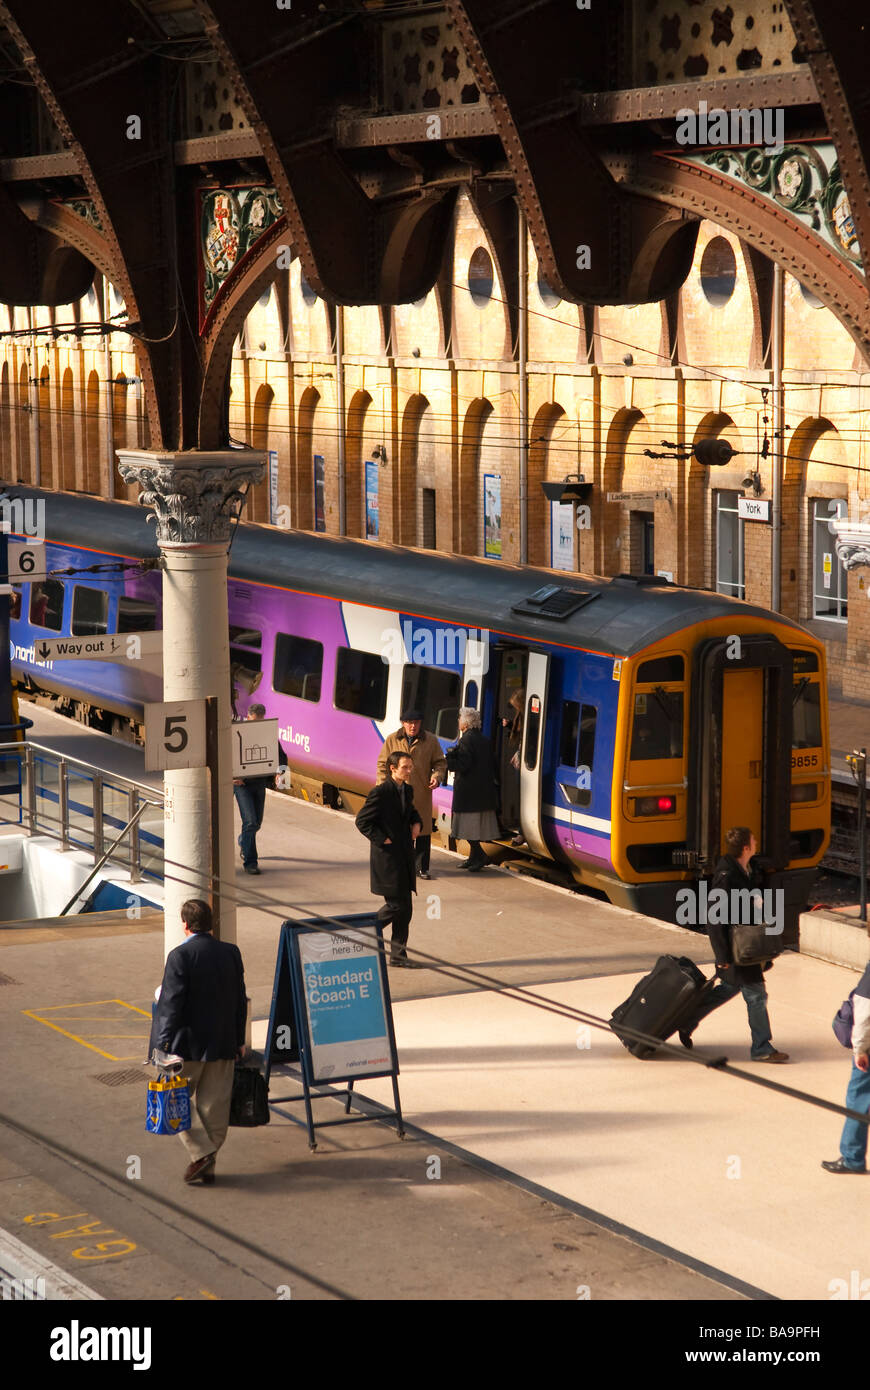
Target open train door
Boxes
[518,652,551,857]
[688,633,793,881]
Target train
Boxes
[4,485,831,926]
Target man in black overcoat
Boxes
[151,899,248,1185]
[355,750,423,967]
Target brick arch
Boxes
[789,417,848,622]
[398,393,429,547]
[528,402,567,567]
[37,366,54,489]
[597,408,643,575]
[16,362,30,484]
[59,367,76,492]
[84,369,101,493]
[346,390,373,540]
[247,383,274,523]
[295,385,320,532]
[458,397,493,556]
[688,412,740,590]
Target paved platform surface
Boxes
[0,701,866,1301]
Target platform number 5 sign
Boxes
[144,700,207,771]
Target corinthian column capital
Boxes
[831,518,870,571]
[117,449,266,544]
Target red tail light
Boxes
[633,795,677,816]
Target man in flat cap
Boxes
[376,708,446,879]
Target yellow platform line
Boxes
[23,999,153,1061]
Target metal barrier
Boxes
[0,740,164,884]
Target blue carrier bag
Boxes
[832,990,856,1050]
[146,1073,192,1135]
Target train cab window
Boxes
[71,585,109,637]
[630,687,684,759]
[636,655,684,683]
[793,678,821,749]
[273,632,323,702]
[401,665,462,741]
[29,580,64,631]
[335,647,388,720]
[118,597,157,633]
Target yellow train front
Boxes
[586,613,829,935]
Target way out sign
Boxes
[144,700,206,771]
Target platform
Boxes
[0,701,866,1302]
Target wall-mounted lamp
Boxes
[371,445,388,465]
[742,471,764,496]
[541,473,592,503]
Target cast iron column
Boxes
[117,449,265,955]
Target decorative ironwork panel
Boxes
[632,0,807,86]
[383,8,480,111]
[682,143,863,273]
[199,184,283,331]
[184,59,251,138]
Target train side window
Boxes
[523,695,542,771]
[401,665,462,741]
[559,701,580,765]
[273,632,323,702]
[29,580,64,631]
[792,679,821,749]
[118,597,157,633]
[334,647,388,719]
[72,585,109,637]
[230,625,262,649]
[578,704,597,778]
[464,680,478,709]
[630,688,684,759]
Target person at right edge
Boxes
[821,940,870,1175]
[678,826,788,1063]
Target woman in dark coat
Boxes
[446,707,499,871]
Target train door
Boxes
[493,647,528,834]
[519,653,551,856]
[689,635,792,869]
[720,668,763,840]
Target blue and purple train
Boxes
[5,486,830,924]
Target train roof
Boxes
[11,485,810,660]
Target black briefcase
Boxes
[229,1063,270,1127]
[731,920,783,967]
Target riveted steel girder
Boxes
[445,0,699,304]
[785,1,870,274]
[0,0,184,448]
[0,179,94,304]
[194,0,456,305]
[627,155,870,362]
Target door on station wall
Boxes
[719,667,763,845]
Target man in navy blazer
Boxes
[152,899,247,1185]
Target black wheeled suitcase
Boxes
[610,955,708,1059]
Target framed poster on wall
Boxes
[268,449,279,525]
[550,501,574,571]
[314,455,326,532]
[365,460,379,538]
[484,473,502,559]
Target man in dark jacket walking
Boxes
[151,899,248,1184]
[355,751,423,967]
[678,826,788,1062]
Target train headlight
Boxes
[633,794,677,815]
[790,783,819,803]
